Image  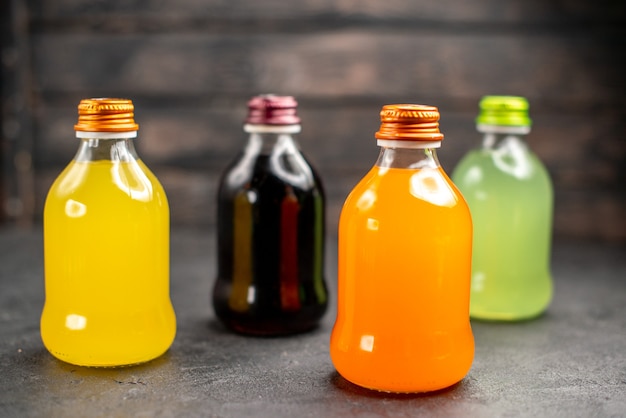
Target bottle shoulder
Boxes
[221,147,323,194]
[45,159,167,204]
[343,165,468,212]
[452,147,552,186]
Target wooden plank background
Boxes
[2,0,625,241]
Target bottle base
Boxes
[335,371,466,394]
[470,308,548,322]
[45,349,170,368]
[213,299,328,336]
[41,330,176,368]
[217,317,322,337]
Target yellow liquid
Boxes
[41,159,176,367]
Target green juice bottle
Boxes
[452,96,553,321]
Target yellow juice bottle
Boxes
[41,98,176,367]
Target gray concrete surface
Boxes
[0,228,625,417]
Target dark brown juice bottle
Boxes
[213,95,328,335]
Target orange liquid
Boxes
[330,165,474,393]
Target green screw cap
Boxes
[476,96,532,127]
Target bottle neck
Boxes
[477,124,530,151]
[375,141,441,170]
[243,124,301,155]
[478,126,535,178]
[74,131,139,162]
[481,132,529,153]
[235,123,315,189]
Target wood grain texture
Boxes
[33,31,622,101]
[4,0,625,241]
[29,0,625,24]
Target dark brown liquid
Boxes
[213,146,328,335]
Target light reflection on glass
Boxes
[464,166,483,186]
[409,169,456,207]
[111,162,152,201]
[64,199,87,218]
[366,218,379,231]
[247,190,257,204]
[492,136,531,179]
[270,134,314,190]
[57,163,88,195]
[65,314,87,330]
[246,286,256,305]
[357,190,376,211]
[472,271,486,292]
[228,134,262,187]
[475,190,488,201]
[359,335,375,352]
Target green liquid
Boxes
[452,137,553,320]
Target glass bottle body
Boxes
[331,145,474,393]
[41,134,176,366]
[452,131,553,320]
[213,126,328,335]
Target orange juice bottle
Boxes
[41,98,176,367]
[330,104,474,393]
